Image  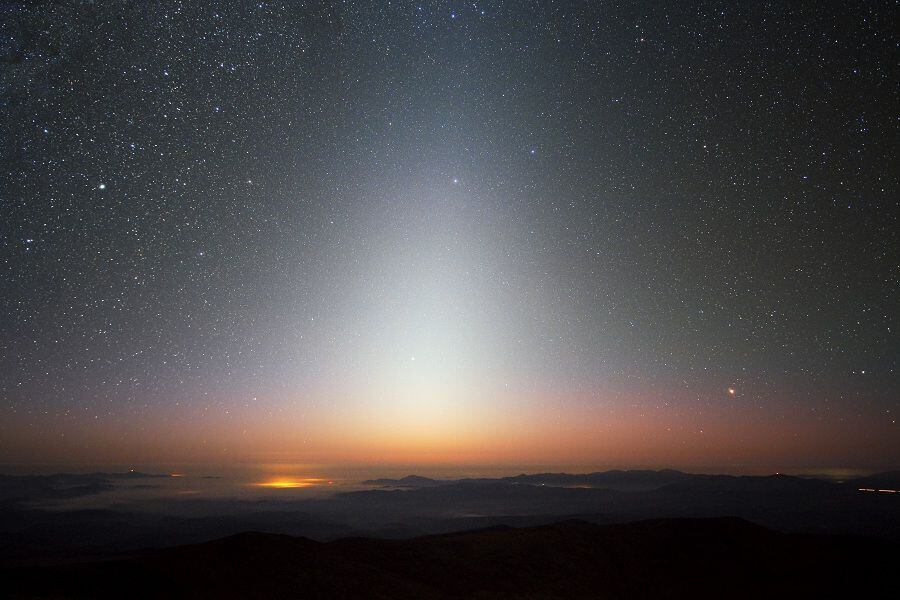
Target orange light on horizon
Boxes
[253,477,325,489]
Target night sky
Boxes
[1,1,897,470]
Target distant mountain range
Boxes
[364,468,697,491]
[3,517,896,599]
[2,468,898,567]
[364,468,900,491]
[362,474,446,487]
[0,471,167,505]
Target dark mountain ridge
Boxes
[3,469,898,566]
[3,517,895,599]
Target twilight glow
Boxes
[0,1,896,473]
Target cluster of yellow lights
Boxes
[254,477,327,489]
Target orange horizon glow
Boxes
[1,379,898,472]
[253,477,326,489]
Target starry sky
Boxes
[1,1,897,471]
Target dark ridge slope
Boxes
[2,517,895,599]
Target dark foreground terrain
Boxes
[3,470,900,565]
[2,517,895,599]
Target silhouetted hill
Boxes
[500,468,692,490]
[2,517,896,599]
[0,472,167,506]
[361,475,441,487]
[365,469,692,491]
